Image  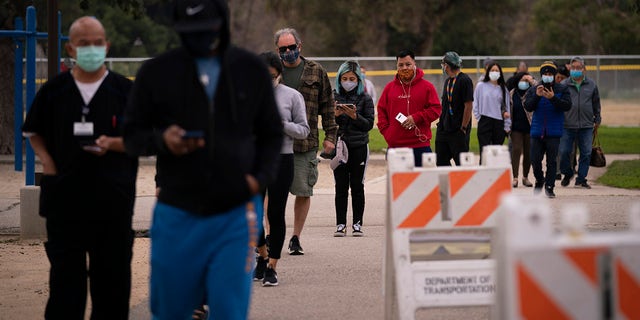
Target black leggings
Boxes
[477,116,506,164]
[257,153,293,260]
[334,144,369,226]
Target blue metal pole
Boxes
[25,6,37,186]
[13,17,24,172]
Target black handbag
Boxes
[590,128,606,167]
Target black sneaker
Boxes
[561,174,572,187]
[288,235,304,255]
[192,305,209,320]
[534,182,544,195]
[556,173,562,180]
[253,256,267,281]
[575,181,592,189]
[262,267,278,286]
[352,223,364,237]
[334,224,346,237]
[545,186,556,198]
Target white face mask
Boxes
[542,75,555,84]
[488,71,500,81]
[341,80,358,92]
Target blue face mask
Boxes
[542,75,555,84]
[280,48,300,64]
[570,70,583,79]
[75,46,106,72]
[518,81,530,91]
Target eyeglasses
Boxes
[278,44,297,53]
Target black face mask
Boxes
[180,31,220,57]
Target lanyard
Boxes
[81,105,89,123]
[447,75,457,115]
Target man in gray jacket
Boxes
[559,56,602,189]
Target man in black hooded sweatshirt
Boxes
[123,0,282,318]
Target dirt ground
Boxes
[0,99,637,319]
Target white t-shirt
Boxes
[74,70,109,105]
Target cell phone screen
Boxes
[182,131,205,139]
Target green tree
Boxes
[533,0,640,54]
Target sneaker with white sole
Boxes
[262,267,278,286]
[288,235,304,255]
[334,224,346,237]
[352,223,364,237]
[253,256,267,281]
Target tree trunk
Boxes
[0,38,16,155]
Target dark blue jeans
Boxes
[530,136,560,188]
[560,127,593,183]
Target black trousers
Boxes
[436,130,470,166]
[333,144,369,226]
[44,214,133,320]
[477,116,506,164]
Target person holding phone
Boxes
[332,61,375,236]
[21,16,137,319]
[524,61,572,198]
[124,0,283,318]
[377,49,441,167]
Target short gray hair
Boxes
[570,56,586,67]
[274,28,301,46]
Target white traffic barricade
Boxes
[384,147,512,320]
[493,195,640,320]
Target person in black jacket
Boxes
[123,0,282,318]
[331,61,375,237]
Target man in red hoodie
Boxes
[377,49,442,166]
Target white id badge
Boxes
[73,122,94,136]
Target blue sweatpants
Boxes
[150,195,263,320]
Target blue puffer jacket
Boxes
[523,83,572,138]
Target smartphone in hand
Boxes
[182,130,205,139]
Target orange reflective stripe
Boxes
[517,263,570,320]
[616,258,640,320]
[563,247,607,286]
[455,169,510,226]
[398,186,440,228]
[392,172,420,201]
[449,170,476,197]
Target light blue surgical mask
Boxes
[75,45,106,72]
[542,75,554,84]
[341,80,358,92]
[518,81,530,91]
[570,70,583,79]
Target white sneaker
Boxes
[352,223,364,237]
[334,224,346,237]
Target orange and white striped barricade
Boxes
[611,203,640,320]
[494,195,640,320]
[384,147,512,320]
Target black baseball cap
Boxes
[174,0,223,33]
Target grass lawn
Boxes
[320,125,640,189]
[597,160,640,189]
[321,126,640,154]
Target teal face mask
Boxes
[75,46,106,72]
[570,70,583,79]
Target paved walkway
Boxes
[1,154,639,319]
